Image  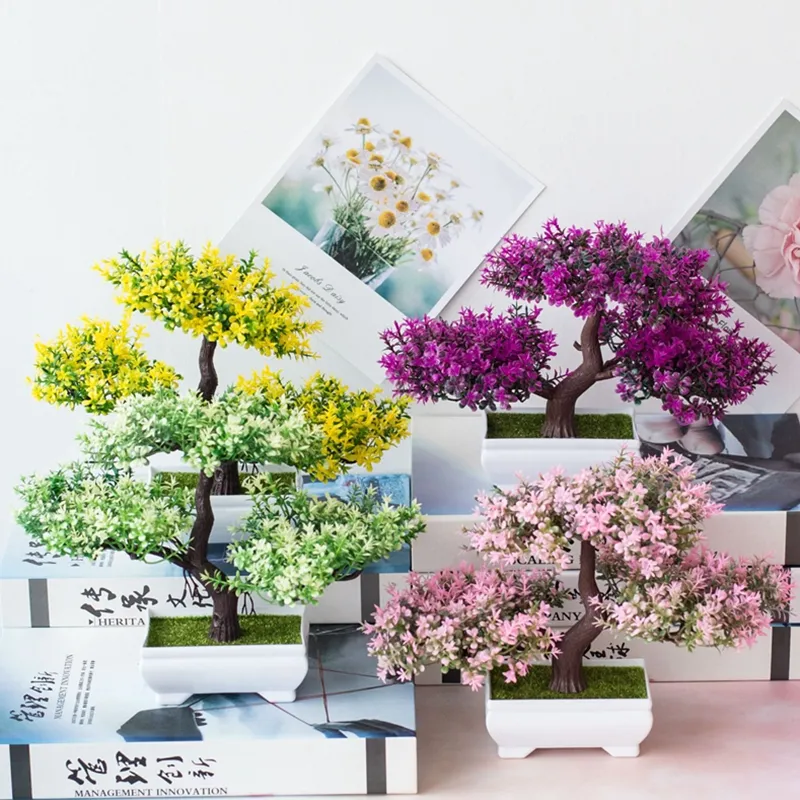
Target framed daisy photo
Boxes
[219,55,543,383]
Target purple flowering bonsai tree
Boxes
[366,450,792,696]
[380,220,775,438]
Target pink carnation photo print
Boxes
[675,104,800,354]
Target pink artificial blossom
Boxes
[743,173,800,298]
[364,450,794,692]
[364,564,565,690]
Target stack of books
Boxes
[0,475,417,799]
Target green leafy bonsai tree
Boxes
[17,242,423,643]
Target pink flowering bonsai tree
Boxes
[366,450,792,694]
[380,220,775,438]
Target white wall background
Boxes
[4,0,800,521]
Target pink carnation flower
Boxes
[743,173,800,297]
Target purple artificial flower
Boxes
[380,307,556,411]
[380,218,775,424]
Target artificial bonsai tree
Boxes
[31,240,411,488]
[17,241,421,643]
[366,449,792,694]
[380,219,775,438]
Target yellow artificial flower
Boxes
[96,241,321,359]
[30,317,180,414]
[236,369,411,481]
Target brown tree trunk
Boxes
[197,337,243,496]
[186,421,243,643]
[213,460,242,496]
[208,586,242,643]
[549,540,602,693]
[542,314,604,439]
[197,336,218,402]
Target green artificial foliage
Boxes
[145,614,303,648]
[486,412,634,441]
[221,482,426,606]
[489,664,648,701]
[327,196,410,281]
[154,470,296,495]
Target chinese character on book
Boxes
[8,671,56,722]
[167,573,255,615]
[24,541,81,567]
[115,752,147,785]
[81,584,158,618]
[65,752,218,788]
[66,758,108,786]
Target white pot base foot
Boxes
[156,692,192,706]
[260,690,297,703]
[603,745,640,758]
[497,746,535,759]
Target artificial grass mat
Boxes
[490,664,647,700]
[486,412,634,440]
[154,470,297,494]
[145,614,303,648]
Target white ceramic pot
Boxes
[485,658,653,758]
[140,607,309,705]
[479,408,637,486]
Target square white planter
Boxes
[484,659,653,758]
[139,606,309,705]
[480,408,637,486]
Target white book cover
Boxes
[0,626,415,798]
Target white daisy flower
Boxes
[308,150,327,170]
[362,173,393,203]
[346,117,375,135]
[392,197,413,218]
[367,206,402,238]
[391,133,414,157]
[409,189,434,213]
[469,207,485,225]
[422,150,448,171]
[418,246,437,265]
[417,216,449,249]
[312,183,334,195]
[384,168,410,192]
[359,149,388,175]
[444,210,464,238]
[338,148,362,170]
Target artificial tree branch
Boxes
[197,336,218,403]
[185,469,242,642]
[542,314,604,437]
[548,539,603,693]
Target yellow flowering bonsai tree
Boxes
[16,241,420,645]
[30,240,412,488]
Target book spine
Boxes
[2,738,416,798]
[0,574,391,630]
